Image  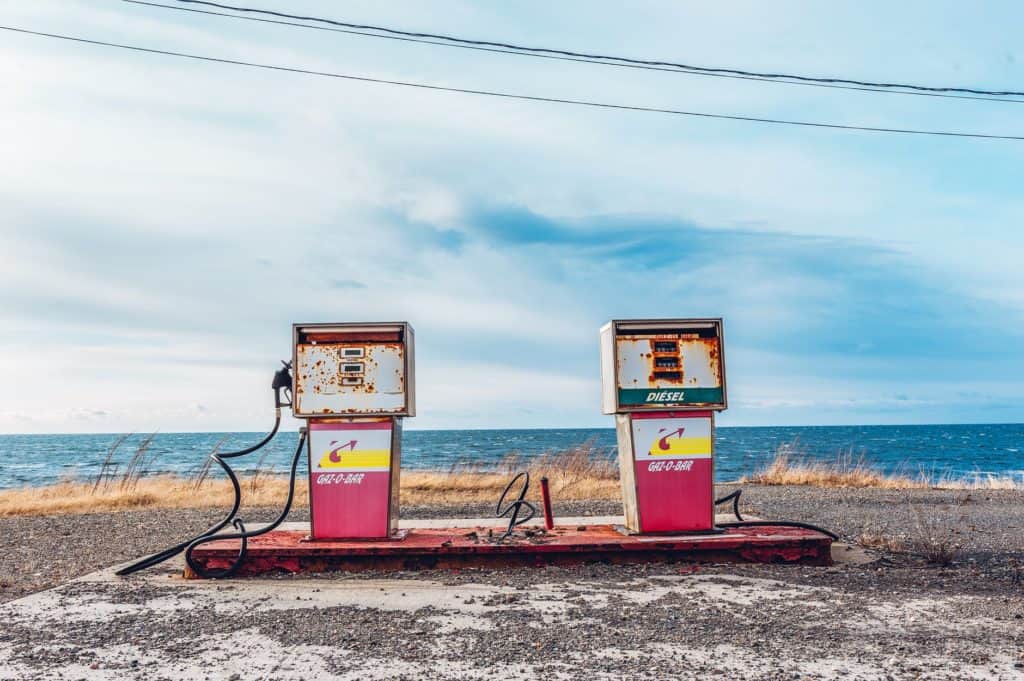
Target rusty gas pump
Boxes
[292,322,414,540]
[115,321,414,578]
[600,319,727,534]
[117,317,841,579]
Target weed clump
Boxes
[745,442,1021,491]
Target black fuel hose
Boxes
[219,408,282,459]
[495,471,536,539]
[114,450,248,576]
[114,410,281,576]
[184,428,308,579]
[717,520,840,541]
[713,489,744,521]
[712,488,839,540]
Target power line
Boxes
[164,0,1024,99]
[4,24,1024,141]
[122,0,1024,105]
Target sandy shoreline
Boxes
[2,485,1023,679]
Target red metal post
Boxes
[540,476,554,530]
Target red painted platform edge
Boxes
[185,524,833,578]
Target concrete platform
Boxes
[186,521,833,577]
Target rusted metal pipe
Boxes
[540,476,554,530]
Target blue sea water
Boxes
[0,424,1021,489]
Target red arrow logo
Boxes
[327,439,358,463]
[657,428,685,451]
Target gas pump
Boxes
[119,316,839,579]
[114,321,414,578]
[600,319,727,534]
[292,322,414,540]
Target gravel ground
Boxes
[0,498,623,604]
[3,485,1021,604]
[2,485,1023,680]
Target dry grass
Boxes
[744,443,1022,490]
[856,527,906,553]
[905,495,968,566]
[0,441,621,517]
[401,442,620,506]
[857,496,965,565]
[3,437,1019,517]
[0,475,298,517]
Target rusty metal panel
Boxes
[616,336,722,389]
[184,523,833,577]
[600,319,726,413]
[292,322,414,417]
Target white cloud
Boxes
[1,0,1022,432]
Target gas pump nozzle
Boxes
[272,361,293,408]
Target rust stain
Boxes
[295,341,405,414]
[640,336,723,386]
[185,524,832,577]
[647,338,684,385]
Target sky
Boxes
[1,0,1023,433]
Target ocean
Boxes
[0,423,1021,490]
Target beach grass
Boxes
[0,442,620,517]
[1,440,1019,517]
[741,445,1021,490]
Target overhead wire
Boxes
[4,25,1023,141]
[122,0,1024,105]
[159,0,1024,100]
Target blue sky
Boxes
[1,0,1022,432]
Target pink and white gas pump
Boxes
[600,319,727,534]
[292,323,415,540]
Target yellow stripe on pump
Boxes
[645,434,712,457]
[317,448,392,469]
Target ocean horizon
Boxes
[1,422,1021,490]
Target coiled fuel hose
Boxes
[184,427,308,579]
[713,489,839,541]
[495,471,537,539]
[115,364,293,577]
